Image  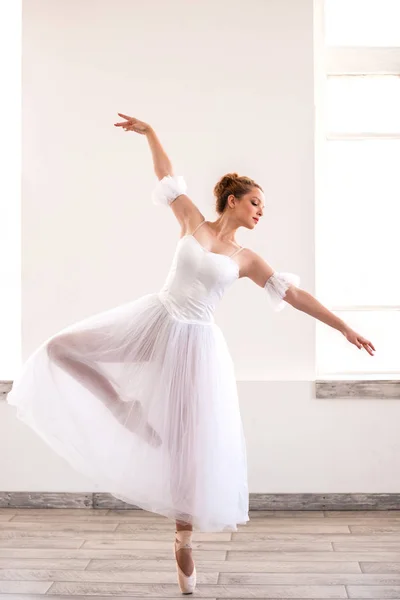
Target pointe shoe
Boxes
[174,529,197,594]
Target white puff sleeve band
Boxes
[264,271,300,311]
[151,175,188,206]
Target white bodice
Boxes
[152,175,301,318]
[158,234,240,324]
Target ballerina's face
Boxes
[231,187,265,230]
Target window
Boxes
[316,0,400,378]
[324,0,400,47]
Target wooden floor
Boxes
[0,508,400,598]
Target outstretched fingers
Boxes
[358,337,375,355]
[118,112,133,120]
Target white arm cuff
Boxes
[264,271,300,311]
[151,175,188,206]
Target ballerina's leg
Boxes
[165,367,198,527]
[46,332,162,447]
[167,397,196,577]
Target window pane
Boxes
[316,310,399,376]
[316,139,400,306]
[327,76,400,134]
[325,0,400,47]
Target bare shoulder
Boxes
[238,248,275,286]
[169,194,205,236]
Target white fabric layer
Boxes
[7,233,248,532]
[151,175,187,206]
[264,271,300,311]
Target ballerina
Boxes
[7,113,375,595]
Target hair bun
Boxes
[213,173,238,198]
[221,173,238,185]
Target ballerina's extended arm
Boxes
[246,250,376,356]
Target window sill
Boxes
[0,380,12,399]
[316,377,400,399]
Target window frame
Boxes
[314,0,400,396]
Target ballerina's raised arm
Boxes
[114,113,204,236]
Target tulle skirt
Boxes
[7,292,249,532]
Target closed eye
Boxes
[252,200,265,210]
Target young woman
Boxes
[7,113,375,595]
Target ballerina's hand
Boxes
[114,113,151,135]
[342,327,376,356]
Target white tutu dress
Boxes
[7,176,300,532]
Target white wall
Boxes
[2,0,399,494]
